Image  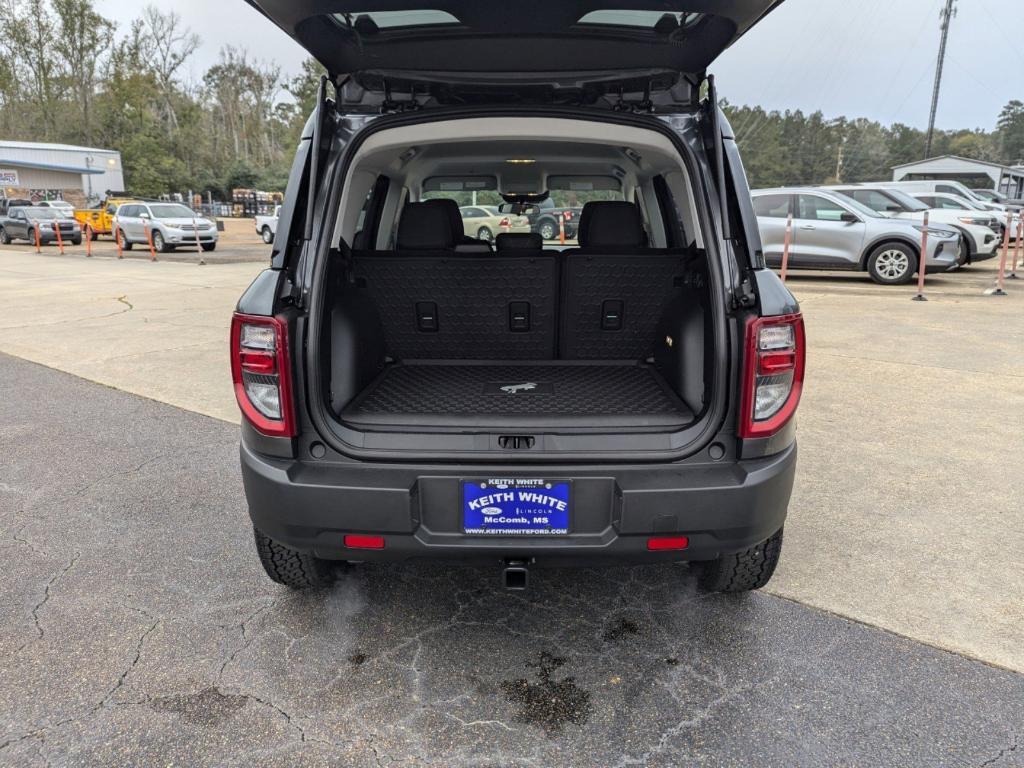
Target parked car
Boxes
[459,205,531,242]
[74,195,143,239]
[528,197,583,240]
[36,200,75,217]
[0,206,82,245]
[256,205,281,244]
[885,180,1009,215]
[0,197,33,215]
[971,189,1024,209]
[233,0,804,594]
[751,188,960,284]
[114,202,218,252]
[828,184,998,263]
[909,192,1019,242]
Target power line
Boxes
[925,0,957,157]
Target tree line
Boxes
[2,0,1024,199]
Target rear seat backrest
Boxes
[352,201,557,359]
[561,201,687,360]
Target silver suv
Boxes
[114,202,218,253]
[751,188,960,285]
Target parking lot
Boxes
[1,235,1022,766]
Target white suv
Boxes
[829,185,998,263]
[114,202,218,253]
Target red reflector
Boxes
[239,349,276,374]
[646,536,689,551]
[758,350,796,374]
[343,534,385,550]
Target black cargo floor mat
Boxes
[341,361,694,431]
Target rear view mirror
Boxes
[840,212,860,223]
[499,202,539,216]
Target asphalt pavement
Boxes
[1,353,1022,767]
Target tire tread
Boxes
[698,528,783,593]
[253,528,338,589]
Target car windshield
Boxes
[25,208,59,219]
[883,189,929,212]
[149,204,197,219]
[839,196,882,219]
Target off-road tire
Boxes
[0,227,10,245]
[253,527,340,589]
[261,226,273,244]
[866,242,916,285]
[697,528,784,593]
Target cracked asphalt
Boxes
[2,352,1023,767]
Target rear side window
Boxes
[753,194,789,218]
[937,184,960,195]
[916,196,937,207]
[796,194,846,222]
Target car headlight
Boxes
[958,217,989,225]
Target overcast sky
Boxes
[97,0,1024,131]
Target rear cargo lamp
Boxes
[344,534,385,550]
[740,313,805,439]
[230,313,295,437]
[646,536,689,551]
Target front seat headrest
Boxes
[423,198,465,241]
[397,202,455,250]
[578,201,647,248]
[496,232,543,251]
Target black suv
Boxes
[235,0,802,593]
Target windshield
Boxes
[149,204,198,219]
[884,189,929,212]
[840,196,883,219]
[23,208,59,219]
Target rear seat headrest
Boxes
[397,201,456,250]
[424,198,464,241]
[578,201,647,248]
[496,232,543,251]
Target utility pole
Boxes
[925,0,957,158]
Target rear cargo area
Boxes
[341,361,694,431]
[313,121,719,452]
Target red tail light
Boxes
[499,216,511,227]
[739,313,805,439]
[230,313,295,437]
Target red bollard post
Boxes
[985,211,1012,296]
[85,225,92,257]
[34,223,41,253]
[912,211,929,301]
[780,213,793,283]
[1009,217,1022,280]
[559,215,565,245]
[54,222,64,255]
[144,223,157,261]
[116,227,123,259]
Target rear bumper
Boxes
[240,440,797,565]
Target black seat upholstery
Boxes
[496,232,543,251]
[424,198,493,252]
[396,201,456,251]
[560,201,686,360]
[577,200,648,249]
[351,200,557,359]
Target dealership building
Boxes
[0,140,125,206]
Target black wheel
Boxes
[697,528,784,593]
[866,242,915,285]
[201,242,216,252]
[0,227,10,245]
[71,237,82,246]
[152,230,170,253]
[476,226,494,243]
[253,527,342,589]
[261,226,273,244]
[90,230,99,241]
[538,219,557,241]
[117,229,133,251]
[957,233,973,266]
